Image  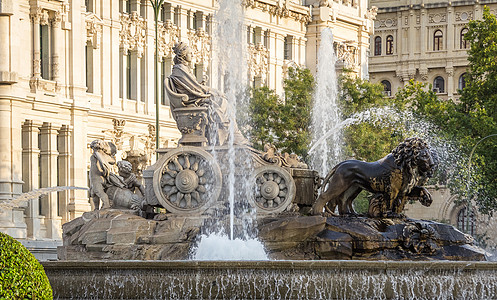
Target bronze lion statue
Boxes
[311,137,438,217]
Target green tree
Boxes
[278,67,314,159]
[245,86,280,150]
[246,67,314,159]
[339,75,407,162]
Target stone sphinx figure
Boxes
[167,42,248,146]
[89,140,142,211]
[311,137,439,217]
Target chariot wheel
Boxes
[153,147,222,214]
[252,165,296,214]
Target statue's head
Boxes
[90,140,117,161]
[173,42,192,65]
[117,160,133,177]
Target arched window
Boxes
[457,207,475,235]
[434,30,443,51]
[459,73,467,90]
[381,80,392,96]
[374,36,381,56]
[460,28,469,49]
[386,35,394,55]
[433,76,445,93]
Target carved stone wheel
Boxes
[252,165,296,214]
[153,147,222,214]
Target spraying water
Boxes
[192,0,266,259]
[310,28,341,177]
[0,186,88,210]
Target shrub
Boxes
[0,232,52,299]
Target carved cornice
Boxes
[187,28,211,68]
[243,0,311,24]
[248,43,269,79]
[158,20,179,59]
[86,12,103,49]
[120,12,147,57]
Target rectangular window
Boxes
[140,56,146,102]
[40,24,50,80]
[85,0,94,12]
[264,31,269,48]
[284,35,293,60]
[126,54,132,99]
[125,0,131,14]
[119,52,123,98]
[85,43,94,93]
[174,7,180,26]
[140,0,147,18]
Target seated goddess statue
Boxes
[167,42,248,146]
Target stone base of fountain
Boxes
[259,215,487,261]
[59,209,487,261]
[43,260,497,299]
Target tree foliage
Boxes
[339,75,407,162]
[246,67,314,159]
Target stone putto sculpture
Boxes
[311,137,438,217]
[166,42,248,146]
[89,140,143,211]
[89,140,119,210]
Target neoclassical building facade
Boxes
[0,0,374,258]
[369,0,497,98]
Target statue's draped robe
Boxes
[168,63,247,146]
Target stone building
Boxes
[369,0,497,98]
[0,0,374,259]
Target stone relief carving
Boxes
[242,0,311,23]
[335,42,358,68]
[86,13,103,49]
[365,6,378,21]
[248,43,269,81]
[158,20,179,59]
[375,18,397,28]
[455,11,473,22]
[102,119,131,151]
[120,12,147,57]
[187,28,211,69]
[429,13,446,23]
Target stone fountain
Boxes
[46,5,496,297]
[58,43,485,263]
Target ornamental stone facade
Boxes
[369,0,497,98]
[0,0,373,259]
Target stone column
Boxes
[39,122,62,239]
[420,8,427,57]
[22,120,42,238]
[31,8,42,80]
[57,125,71,224]
[51,11,62,83]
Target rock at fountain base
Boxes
[258,215,488,261]
[58,209,202,260]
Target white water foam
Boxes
[192,232,268,260]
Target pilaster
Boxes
[39,122,62,239]
[22,120,42,238]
